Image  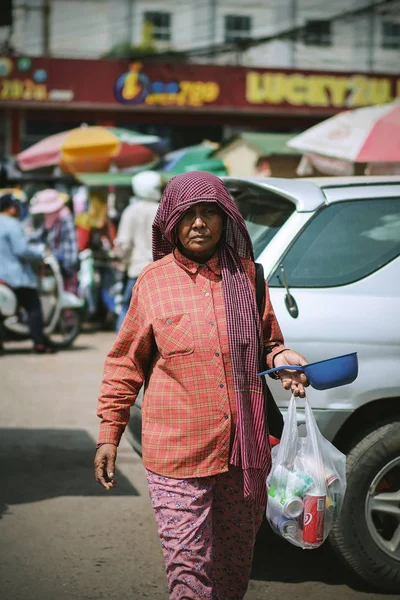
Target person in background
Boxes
[94,171,308,599]
[30,189,79,293]
[0,186,28,220]
[74,190,117,253]
[255,155,272,177]
[0,194,55,354]
[114,170,164,331]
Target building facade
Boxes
[1,0,399,72]
[0,1,399,159]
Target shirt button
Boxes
[215,352,220,357]
[166,319,172,325]
[224,414,229,420]
[219,383,224,388]
[205,292,210,297]
[210,321,215,326]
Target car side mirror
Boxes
[279,264,299,319]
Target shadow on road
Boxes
[2,344,95,355]
[0,428,138,519]
[251,519,389,594]
[60,344,95,352]
[1,347,35,356]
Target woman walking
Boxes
[30,189,79,293]
[94,171,307,600]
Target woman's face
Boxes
[177,202,224,262]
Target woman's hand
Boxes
[274,350,309,398]
[94,444,117,490]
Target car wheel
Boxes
[329,421,400,592]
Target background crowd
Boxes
[0,170,166,353]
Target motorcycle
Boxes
[78,247,124,330]
[0,251,84,349]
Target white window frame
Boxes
[381,20,400,50]
[303,19,332,47]
[143,11,172,42]
[224,14,252,44]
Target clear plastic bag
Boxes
[266,394,346,549]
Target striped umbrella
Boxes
[287,102,400,175]
[16,126,162,173]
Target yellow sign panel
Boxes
[246,72,399,108]
[0,78,48,101]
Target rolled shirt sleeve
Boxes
[96,275,155,446]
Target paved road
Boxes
[0,333,395,600]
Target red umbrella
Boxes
[288,102,400,167]
[16,126,160,172]
[114,144,155,170]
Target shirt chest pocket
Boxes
[153,313,194,359]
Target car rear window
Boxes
[269,197,400,288]
[227,183,295,259]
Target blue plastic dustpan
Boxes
[258,352,358,391]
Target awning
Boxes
[75,172,135,187]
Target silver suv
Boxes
[127,176,400,592]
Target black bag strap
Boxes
[255,262,265,316]
[255,261,284,439]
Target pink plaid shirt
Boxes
[97,249,286,478]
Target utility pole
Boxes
[127,0,134,45]
[290,0,297,68]
[210,0,217,56]
[368,1,375,71]
[43,0,52,56]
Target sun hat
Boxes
[30,189,68,214]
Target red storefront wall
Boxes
[1,55,399,153]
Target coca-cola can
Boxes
[303,493,326,545]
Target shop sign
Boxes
[114,62,220,107]
[246,71,399,109]
[1,55,399,114]
[0,55,74,103]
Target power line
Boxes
[5,0,400,66]
[148,0,399,59]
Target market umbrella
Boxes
[287,102,400,175]
[158,142,227,176]
[16,126,161,173]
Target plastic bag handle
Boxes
[258,365,304,377]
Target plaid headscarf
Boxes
[153,171,270,505]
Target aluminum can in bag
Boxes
[303,493,326,545]
[268,496,299,540]
[282,496,304,518]
[326,472,339,487]
[279,517,299,539]
[326,472,341,507]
